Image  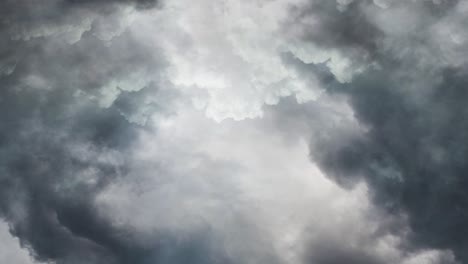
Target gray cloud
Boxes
[279,1,468,263]
[0,1,282,263]
[314,66,468,263]
[0,1,181,263]
[2,0,468,264]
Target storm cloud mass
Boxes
[1,0,468,264]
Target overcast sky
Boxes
[1,0,468,264]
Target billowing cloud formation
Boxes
[1,0,467,264]
[0,1,170,263]
[286,1,468,263]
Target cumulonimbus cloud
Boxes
[1,1,468,264]
[288,1,468,263]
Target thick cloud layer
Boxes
[1,0,467,264]
[286,1,468,263]
[0,1,170,263]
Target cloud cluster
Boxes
[0,1,172,263]
[281,1,468,263]
[1,0,468,264]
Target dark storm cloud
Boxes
[305,240,384,264]
[66,0,159,8]
[4,0,468,263]
[316,66,468,263]
[281,1,468,263]
[284,0,382,62]
[0,1,213,263]
[0,0,155,40]
[0,1,282,263]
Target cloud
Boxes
[1,0,467,264]
[132,0,326,121]
[312,66,468,263]
[0,220,37,264]
[95,103,457,264]
[276,1,468,263]
[0,0,172,263]
[1,0,157,44]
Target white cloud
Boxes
[127,0,330,121]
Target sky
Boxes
[1,0,468,263]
